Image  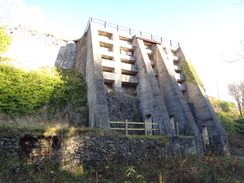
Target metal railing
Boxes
[110,119,159,135]
[84,17,180,49]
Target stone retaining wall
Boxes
[0,128,197,170]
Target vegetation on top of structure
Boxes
[0,63,87,116]
[181,59,205,90]
[0,26,12,56]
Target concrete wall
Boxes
[177,48,229,154]
[133,38,175,136]
[154,45,203,153]
[74,21,229,154]
[85,23,110,129]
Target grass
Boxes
[0,152,243,183]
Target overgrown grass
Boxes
[0,156,92,183]
[0,153,243,183]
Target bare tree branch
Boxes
[223,40,244,63]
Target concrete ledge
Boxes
[103,72,139,84]
[99,36,114,45]
[120,42,135,50]
[178,83,187,91]
[120,54,136,62]
[175,73,185,82]
[121,62,138,73]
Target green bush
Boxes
[235,118,244,134]
[0,27,12,55]
[49,69,87,109]
[216,111,238,134]
[219,101,231,112]
[0,64,86,116]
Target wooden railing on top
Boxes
[110,120,159,135]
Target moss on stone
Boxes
[182,59,205,91]
[128,135,171,143]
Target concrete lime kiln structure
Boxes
[74,18,229,154]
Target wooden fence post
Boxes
[125,119,128,136]
[144,121,147,135]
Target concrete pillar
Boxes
[154,44,204,153]
[113,32,123,92]
[133,38,175,136]
[85,23,110,129]
[177,47,229,154]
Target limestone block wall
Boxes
[74,35,87,77]
[0,129,198,169]
[2,26,76,70]
[106,92,142,122]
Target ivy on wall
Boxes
[0,63,87,116]
[181,59,205,91]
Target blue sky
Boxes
[1,0,244,102]
[20,0,243,40]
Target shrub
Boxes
[235,118,244,134]
[0,64,86,116]
[219,101,231,112]
[216,111,238,134]
[0,27,12,55]
[49,69,87,109]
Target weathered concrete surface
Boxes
[154,45,204,153]
[133,38,175,136]
[85,23,110,129]
[3,26,75,70]
[177,48,229,154]
[185,82,229,153]
[72,20,229,154]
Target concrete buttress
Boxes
[85,23,110,129]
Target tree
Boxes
[228,82,244,116]
[0,26,12,56]
[240,81,244,112]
